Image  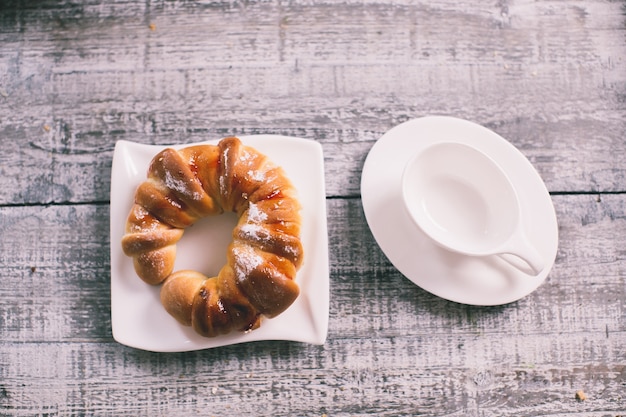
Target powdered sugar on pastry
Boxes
[247,202,268,223]
[231,244,264,283]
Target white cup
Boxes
[401,142,544,275]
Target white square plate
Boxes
[110,135,329,352]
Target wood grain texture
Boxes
[0,196,624,415]
[0,0,625,204]
[0,0,624,415]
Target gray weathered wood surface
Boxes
[1,0,624,416]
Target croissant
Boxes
[121,137,303,337]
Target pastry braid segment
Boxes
[121,204,184,285]
[121,136,303,337]
[160,269,261,337]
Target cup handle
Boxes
[497,231,544,276]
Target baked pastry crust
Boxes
[121,137,303,337]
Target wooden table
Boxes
[1,1,624,415]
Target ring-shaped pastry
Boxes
[121,137,303,337]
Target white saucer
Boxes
[110,135,329,352]
[361,116,558,306]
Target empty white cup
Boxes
[401,142,544,275]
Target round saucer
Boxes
[361,116,558,306]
